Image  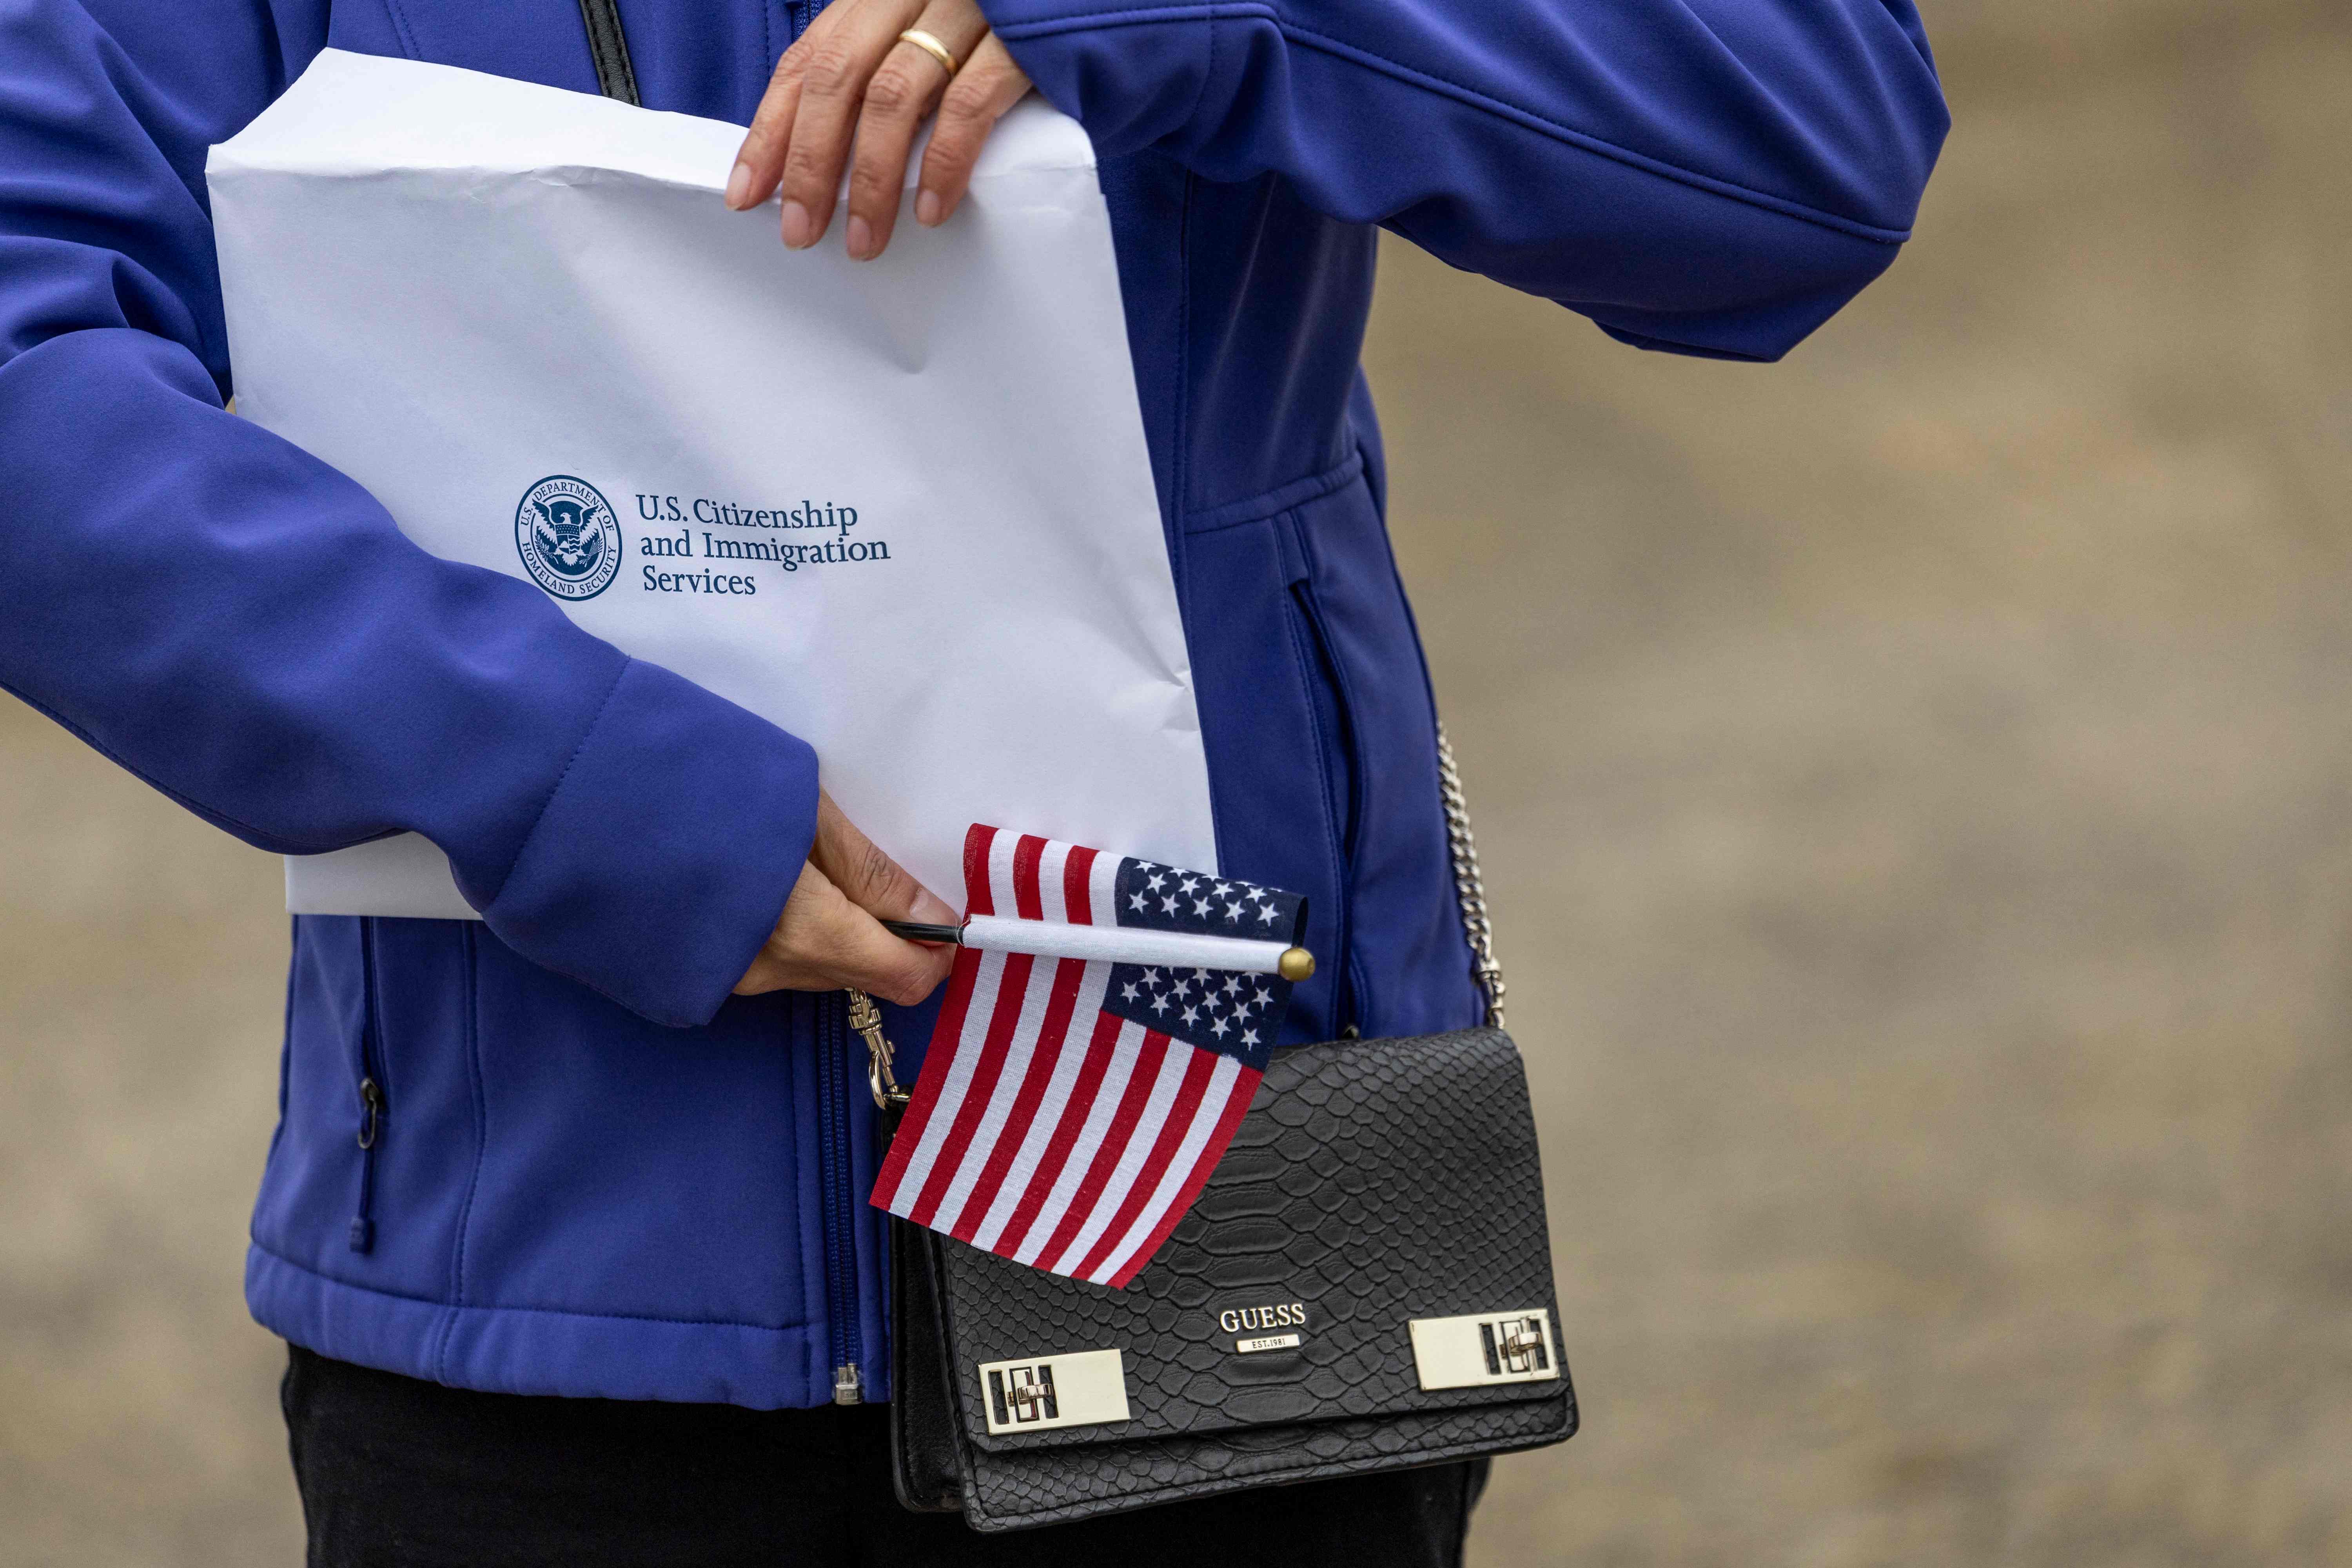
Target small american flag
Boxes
[871,824,1307,1287]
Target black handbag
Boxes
[858,731,1577,1531]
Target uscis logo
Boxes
[515,475,621,600]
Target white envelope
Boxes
[207,50,1215,919]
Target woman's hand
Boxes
[723,0,1033,260]
[734,790,959,1005]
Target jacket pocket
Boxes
[1179,508,1354,1041]
[1281,557,1365,1030]
[250,916,387,1278]
[253,916,485,1297]
[1273,470,1481,1037]
[347,918,388,1254]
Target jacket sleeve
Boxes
[981,0,1950,360]
[0,0,815,1029]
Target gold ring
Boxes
[897,29,959,77]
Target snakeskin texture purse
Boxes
[864,732,1577,1532]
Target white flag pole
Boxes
[884,917,1315,982]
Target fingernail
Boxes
[781,199,813,249]
[915,189,943,227]
[724,161,753,210]
[846,214,875,260]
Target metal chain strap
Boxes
[1436,724,1507,1029]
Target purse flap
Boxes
[922,1027,1569,1454]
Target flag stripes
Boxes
[871,825,1274,1287]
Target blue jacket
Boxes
[0,0,1944,1408]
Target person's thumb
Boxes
[808,789,959,926]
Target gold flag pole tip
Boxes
[1278,947,1315,982]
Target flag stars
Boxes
[1161,895,1180,914]
[1193,897,1213,917]
[1106,951,1290,1058]
[1128,892,1148,912]
[1147,872,1167,892]
[1257,904,1279,925]
[1178,875,1200,895]
[1224,899,1245,922]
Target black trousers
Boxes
[282,1346,1487,1567]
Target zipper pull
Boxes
[833,1363,864,1405]
[350,1076,383,1253]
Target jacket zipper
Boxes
[815,992,864,1403]
[349,916,386,1254]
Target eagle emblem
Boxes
[530,496,606,576]
[514,475,622,600]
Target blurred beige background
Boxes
[5,0,2350,1561]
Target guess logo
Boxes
[1218,1300,1308,1352]
[1217,1301,1307,1335]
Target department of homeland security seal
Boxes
[515,475,622,600]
